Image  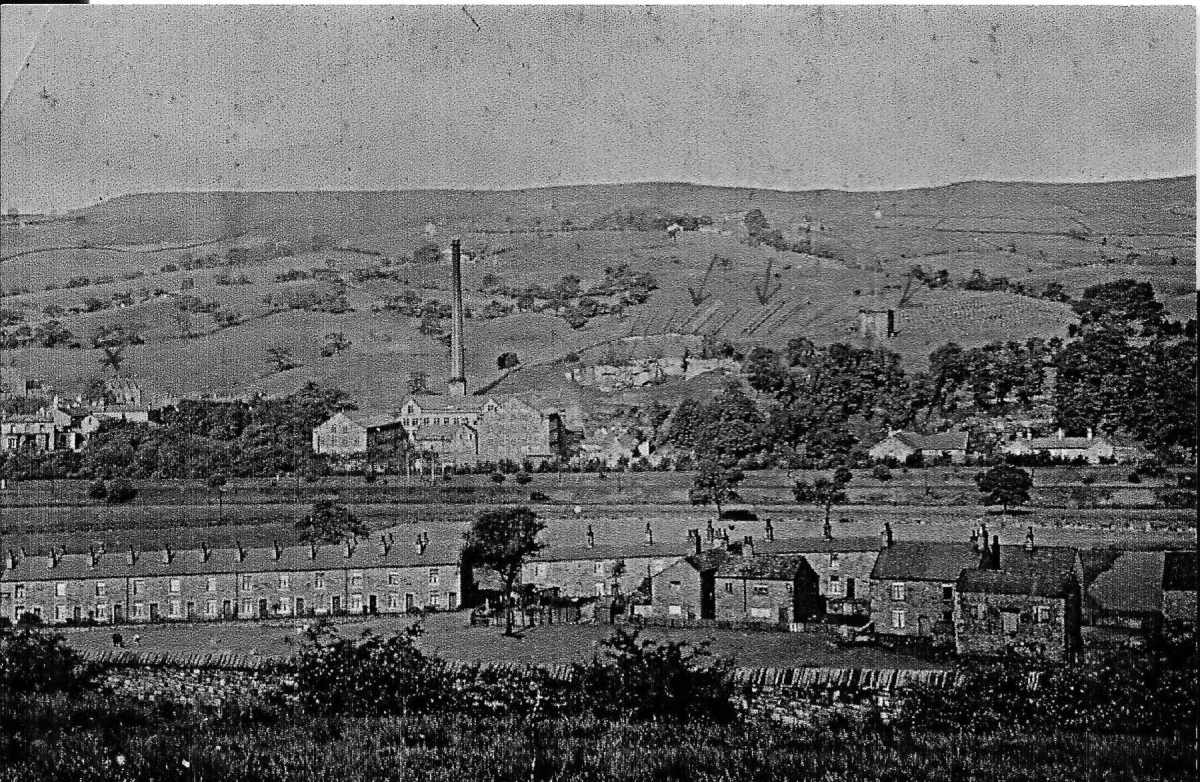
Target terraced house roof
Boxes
[1,536,461,582]
[758,536,881,555]
[892,431,969,451]
[957,546,1080,598]
[717,554,814,581]
[871,542,982,582]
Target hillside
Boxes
[1,178,1194,411]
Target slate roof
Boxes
[2,537,461,582]
[345,411,403,430]
[401,395,493,414]
[717,554,814,581]
[892,431,969,452]
[758,536,881,555]
[957,546,1080,598]
[1013,436,1109,451]
[531,541,694,564]
[1163,551,1198,592]
[871,542,981,582]
[1086,551,1164,615]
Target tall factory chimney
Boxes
[447,238,467,396]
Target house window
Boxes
[428,568,440,586]
[95,582,107,597]
[54,605,65,621]
[314,572,326,590]
[1034,605,1051,623]
[168,600,181,617]
[388,572,400,586]
[279,597,291,613]
[669,580,681,592]
[241,575,252,591]
[785,583,794,596]
[668,605,682,616]
[891,609,907,629]
[14,584,25,600]
[890,582,906,602]
[350,571,364,588]
[133,602,144,619]
[350,594,363,611]
[241,599,254,615]
[278,574,290,591]
[830,553,840,569]
[207,577,217,592]
[55,582,67,597]
[724,582,734,594]
[594,583,606,597]
[169,578,182,593]
[388,593,400,609]
[535,564,546,578]
[95,604,107,620]
[753,585,770,596]
[972,603,985,620]
[828,575,842,596]
[206,600,217,616]
[942,609,954,624]
[942,584,955,601]
[593,562,604,575]
[429,592,442,608]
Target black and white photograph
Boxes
[0,4,1195,780]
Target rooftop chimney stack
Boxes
[882,521,894,549]
[765,519,775,542]
[378,535,390,557]
[5,550,17,570]
[88,546,99,568]
[127,546,138,566]
[1024,526,1035,552]
[644,522,654,546]
[201,542,211,563]
[272,540,283,561]
[992,535,1001,570]
[823,519,833,540]
[586,525,595,548]
[691,528,701,555]
[447,238,467,396]
[743,535,754,557]
[706,519,715,544]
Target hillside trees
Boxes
[297,498,368,544]
[688,456,745,518]
[975,464,1033,515]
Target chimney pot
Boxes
[309,541,318,560]
[992,535,1001,570]
[344,539,355,558]
[823,519,833,540]
[127,546,137,566]
[765,519,775,542]
[644,522,653,546]
[1024,526,1035,552]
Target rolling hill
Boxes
[1,177,1194,413]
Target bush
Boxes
[105,478,138,504]
[872,464,892,481]
[0,628,96,693]
[87,479,107,501]
[1128,472,1142,484]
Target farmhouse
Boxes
[0,535,463,625]
[1162,551,1197,629]
[758,530,880,617]
[0,403,74,453]
[953,530,1083,662]
[713,554,822,624]
[311,411,406,457]
[521,526,690,599]
[869,430,969,465]
[1000,429,1115,464]
[869,532,982,645]
[398,394,556,466]
[647,546,730,621]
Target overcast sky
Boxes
[1,4,1195,213]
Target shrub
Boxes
[0,628,96,693]
[872,464,893,481]
[573,628,743,724]
[87,479,107,501]
[1128,472,1142,484]
[105,478,138,504]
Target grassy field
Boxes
[59,612,949,671]
[2,178,1193,406]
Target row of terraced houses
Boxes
[2,523,1194,663]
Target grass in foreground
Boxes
[1,691,1195,782]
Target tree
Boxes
[87,479,107,501]
[297,498,368,543]
[975,464,1033,516]
[412,242,440,265]
[688,457,744,518]
[497,351,520,370]
[793,469,850,525]
[514,472,533,486]
[462,507,546,636]
[99,346,124,375]
[105,478,138,504]
[321,332,351,358]
[268,345,298,372]
[33,320,73,348]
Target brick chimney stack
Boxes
[881,522,893,549]
[765,519,775,542]
[1024,527,1035,552]
[991,536,1001,570]
[644,522,653,546]
[447,238,467,396]
[823,519,833,540]
[586,525,595,548]
[743,535,754,557]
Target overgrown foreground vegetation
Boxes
[0,626,1195,781]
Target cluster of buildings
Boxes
[1,380,158,456]
[2,521,1193,664]
[311,238,569,468]
[869,428,1140,465]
